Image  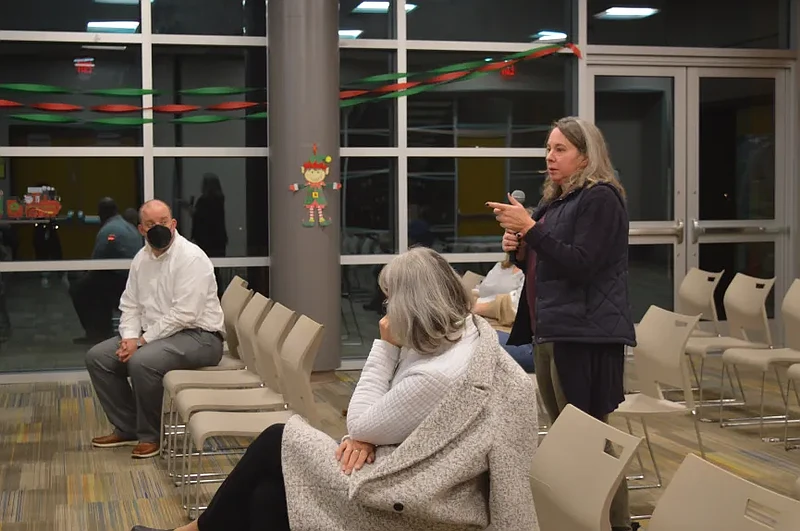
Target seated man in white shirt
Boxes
[85,199,225,459]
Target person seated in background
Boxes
[130,247,538,531]
[122,207,139,227]
[70,198,144,345]
[469,259,534,373]
[86,199,225,459]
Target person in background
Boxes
[129,247,538,531]
[488,116,636,531]
[70,198,143,345]
[469,259,533,373]
[86,200,225,459]
[191,173,228,297]
[122,207,139,227]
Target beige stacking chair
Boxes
[461,271,485,292]
[677,267,724,337]
[159,276,254,457]
[180,315,324,518]
[648,453,800,531]
[684,273,775,418]
[530,404,642,531]
[719,279,800,440]
[615,306,705,492]
[783,364,800,451]
[201,275,252,371]
[165,300,297,478]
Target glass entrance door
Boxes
[589,66,790,326]
[686,68,789,322]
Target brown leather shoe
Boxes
[131,442,160,459]
[91,433,138,448]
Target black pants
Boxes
[69,271,127,339]
[198,423,290,531]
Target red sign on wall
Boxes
[500,63,516,78]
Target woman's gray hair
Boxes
[541,116,626,204]
[378,247,473,355]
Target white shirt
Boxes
[346,317,479,446]
[118,231,225,343]
[476,262,524,313]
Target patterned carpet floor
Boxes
[0,361,798,530]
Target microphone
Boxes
[506,190,526,262]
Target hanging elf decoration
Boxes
[290,143,341,227]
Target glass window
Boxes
[406,0,574,43]
[153,0,266,36]
[698,77,775,221]
[341,49,397,147]
[0,157,143,261]
[0,42,144,147]
[341,158,397,255]
[699,242,776,320]
[0,266,267,373]
[628,244,674,322]
[340,0,395,39]
[152,46,267,148]
[595,75,675,222]
[342,264,381,359]
[588,0,790,49]
[153,158,268,257]
[407,51,574,148]
[0,0,141,32]
[408,157,544,253]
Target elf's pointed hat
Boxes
[302,143,332,170]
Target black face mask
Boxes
[146,225,173,250]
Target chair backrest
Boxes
[254,302,298,393]
[220,276,253,359]
[635,306,701,409]
[461,271,485,292]
[677,267,723,333]
[233,294,272,375]
[782,279,800,351]
[723,273,775,345]
[648,453,800,531]
[279,315,325,428]
[530,404,642,531]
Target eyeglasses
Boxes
[382,299,388,309]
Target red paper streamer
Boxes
[0,99,23,108]
[206,101,259,111]
[30,103,83,112]
[92,104,143,113]
[565,43,582,59]
[152,104,201,114]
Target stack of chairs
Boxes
[158,276,326,518]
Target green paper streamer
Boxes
[171,115,232,124]
[351,72,409,84]
[90,117,154,126]
[10,113,79,123]
[244,112,269,120]
[0,83,70,94]
[179,87,257,96]
[86,88,160,97]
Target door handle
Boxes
[628,220,684,244]
[691,219,703,245]
[691,219,786,244]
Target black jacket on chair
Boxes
[507,182,636,347]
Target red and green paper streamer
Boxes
[0,43,579,126]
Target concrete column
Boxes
[268,0,341,371]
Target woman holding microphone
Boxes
[487,116,636,531]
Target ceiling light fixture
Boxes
[594,7,659,20]
[352,1,417,14]
[86,21,141,33]
[531,30,567,42]
[82,45,128,51]
[93,0,153,4]
[339,29,364,39]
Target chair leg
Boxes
[640,418,663,488]
[691,408,707,459]
[625,417,646,482]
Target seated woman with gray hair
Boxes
[131,246,539,531]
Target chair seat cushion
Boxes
[198,353,246,371]
[722,347,800,372]
[188,410,295,448]
[685,336,769,357]
[164,369,262,395]
[175,387,284,420]
[615,393,688,416]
